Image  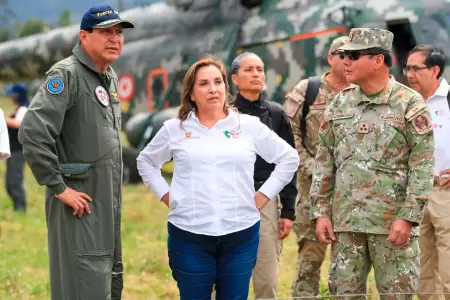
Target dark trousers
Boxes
[6,151,26,212]
[168,221,260,300]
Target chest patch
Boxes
[311,95,326,109]
[380,115,405,126]
[333,112,354,120]
[224,129,240,139]
[358,122,370,134]
[95,86,110,107]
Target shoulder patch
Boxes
[411,113,432,135]
[46,77,64,95]
[405,100,427,120]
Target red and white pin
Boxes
[95,86,110,107]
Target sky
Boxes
[6,0,163,26]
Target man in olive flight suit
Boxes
[18,5,134,300]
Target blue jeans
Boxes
[167,221,260,300]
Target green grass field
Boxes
[0,96,382,299]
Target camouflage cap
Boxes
[329,36,349,54]
[338,28,393,52]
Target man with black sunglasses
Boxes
[284,35,350,298]
[406,45,450,300]
[310,28,435,299]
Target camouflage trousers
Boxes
[292,192,327,298]
[329,232,420,300]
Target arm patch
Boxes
[46,77,65,95]
[411,113,432,135]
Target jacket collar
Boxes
[234,91,267,110]
[72,42,112,75]
[356,75,396,105]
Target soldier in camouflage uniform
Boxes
[310,28,435,300]
[284,35,350,298]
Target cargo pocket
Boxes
[59,163,91,180]
[394,238,419,263]
[86,91,108,127]
[77,250,113,300]
[371,126,398,162]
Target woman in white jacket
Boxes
[0,108,10,161]
[136,55,299,300]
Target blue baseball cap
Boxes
[4,83,29,106]
[80,4,135,30]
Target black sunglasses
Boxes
[338,50,383,61]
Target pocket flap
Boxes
[59,163,91,179]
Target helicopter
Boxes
[1,0,449,183]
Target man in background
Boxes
[284,35,350,298]
[405,44,450,300]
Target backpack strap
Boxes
[265,100,283,131]
[300,76,321,157]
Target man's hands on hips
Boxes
[387,219,412,246]
[279,218,293,240]
[255,192,270,211]
[56,187,92,217]
[315,217,336,244]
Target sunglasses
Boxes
[338,50,383,61]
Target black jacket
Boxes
[8,109,23,152]
[231,92,297,221]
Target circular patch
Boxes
[118,74,134,102]
[95,86,110,107]
[46,77,64,94]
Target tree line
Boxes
[0,0,72,42]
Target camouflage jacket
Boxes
[309,76,435,234]
[284,72,339,196]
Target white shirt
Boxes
[0,109,11,160]
[426,78,450,175]
[137,108,299,236]
[14,106,28,121]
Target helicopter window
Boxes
[146,67,169,112]
[240,0,263,9]
[386,19,416,72]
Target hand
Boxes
[161,192,170,208]
[387,219,412,246]
[279,218,293,240]
[254,192,270,211]
[56,187,92,217]
[439,169,450,189]
[315,217,336,244]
